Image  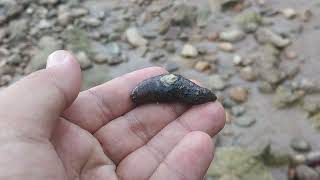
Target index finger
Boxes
[62,67,167,132]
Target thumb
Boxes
[0,50,81,139]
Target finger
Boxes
[0,50,81,139]
[116,102,225,179]
[94,102,189,164]
[150,131,214,180]
[63,67,167,132]
[51,119,118,180]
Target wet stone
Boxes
[107,55,126,65]
[273,86,305,109]
[93,53,110,64]
[0,74,12,86]
[125,27,148,47]
[181,44,198,58]
[234,115,256,127]
[208,32,219,41]
[235,12,262,33]
[149,50,166,62]
[280,8,297,19]
[7,54,22,65]
[194,61,210,72]
[218,42,234,52]
[209,75,229,90]
[231,105,246,117]
[282,64,300,79]
[222,96,237,109]
[291,78,320,93]
[229,87,248,103]
[233,55,242,66]
[240,66,257,81]
[219,29,245,42]
[75,51,92,70]
[290,137,311,153]
[284,50,298,60]
[258,81,274,94]
[165,27,181,40]
[302,99,320,115]
[81,16,102,27]
[164,62,179,73]
[255,28,291,48]
[165,42,176,53]
[172,3,197,26]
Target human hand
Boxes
[0,50,225,180]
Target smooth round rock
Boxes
[231,105,246,117]
[290,138,311,152]
[234,116,256,127]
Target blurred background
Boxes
[0,0,320,179]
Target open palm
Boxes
[0,51,225,180]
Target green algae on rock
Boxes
[131,74,217,105]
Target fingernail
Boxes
[46,50,70,68]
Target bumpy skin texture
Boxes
[131,74,217,105]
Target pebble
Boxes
[0,74,12,86]
[235,12,262,33]
[107,55,126,65]
[219,29,245,42]
[222,96,237,109]
[234,115,256,127]
[218,42,234,52]
[81,17,102,27]
[209,75,229,90]
[194,61,210,72]
[107,43,121,57]
[273,86,305,109]
[203,54,218,64]
[75,51,92,70]
[290,137,311,152]
[164,62,180,72]
[258,81,274,94]
[181,44,198,58]
[149,50,166,62]
[255,28,291,48]
[172,3,196,26]
[302,99,320,115]
[258,68,284,85]
[280,8,297,19]
[70,8,88,18]
[284,50,298,59]
[240,66,257,81]
[291,78,320,93]
[7,54,22,65]
[232,55,242,66]
[165,42,176,53]
[283,64,300,79]
[231,105,246,117]
[125,27,148,47]
[93,53,109,64]
[57,12,72,26]
[295,165,320,180]
[300,9,312,22]
[229,87,248,103]
[208,32,219,41]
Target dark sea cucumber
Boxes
[131,74,217,105]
